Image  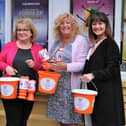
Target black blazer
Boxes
[82,38,125,126]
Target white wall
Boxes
[5,0,12,43]
[48,0,70,48]
[114,0,123,49]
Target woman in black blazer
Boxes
[81,12,125,126]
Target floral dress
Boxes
[47,41,83,124]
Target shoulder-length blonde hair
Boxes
[54,12,81,40]
[88,12,113,43]
[13,18,38,42]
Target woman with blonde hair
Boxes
[47,12,89,126]
[0,17,44,126]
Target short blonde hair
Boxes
[13,18,38,42]
[54,12,81,40]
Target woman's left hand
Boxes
[25,59,35,68]
[80,73,94,83]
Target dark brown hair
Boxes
[88,12,113,43]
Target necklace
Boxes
[61,37,73,48]
[17,40,32,49]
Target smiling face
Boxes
[92,20,106,39]
[59,18,72,37]
[16,23,32,42]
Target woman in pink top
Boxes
[0,18,44,126]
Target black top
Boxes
[13,48,36,80]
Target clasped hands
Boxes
[43,61,67,71]
[6,59,35,75]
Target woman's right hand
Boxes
[6,66,18,75]
[80,73,95,83]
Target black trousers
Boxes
[2,98,34,126]
[0,70,2,77]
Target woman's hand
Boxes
[25,59,35,68]
[49,61,67,71]
[6,66,18,75]
[80,73,94,83]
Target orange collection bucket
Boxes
[38,70,61,94]
[0,77,19,99]
[72,89,98,114]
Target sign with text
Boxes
[12,0,48,48]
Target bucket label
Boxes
[39,49,49,62]
[28,80,36,91]
[40,78,55,90]
[1,84,14,96]
[19,80,28,90]
[74,96,90,111]
[52,48,64,61]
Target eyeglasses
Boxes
[16,29,30,32]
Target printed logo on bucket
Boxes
[40,78,55,90]
[1,84,14,96]
[74,96,90,110]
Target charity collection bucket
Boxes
[38,70,61,94]
[72,89,98,114]
[0,77,19,99]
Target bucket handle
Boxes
[81,81,98,92]
[90,81,98,92]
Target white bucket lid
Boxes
[0,77,19,82]
[72,89,98,95]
